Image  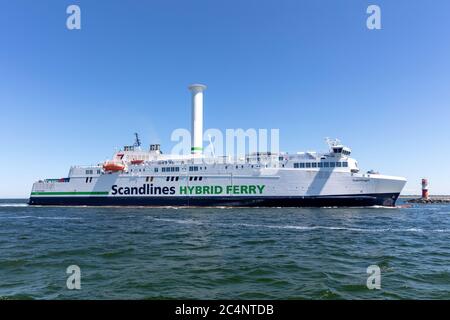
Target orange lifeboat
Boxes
[103,161,125,172]
[130,159,144,165]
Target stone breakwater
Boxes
[407,197,450,204]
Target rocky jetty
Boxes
[407,197,450,204]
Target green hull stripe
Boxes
[191,147,203,151]
[31,191,109,196]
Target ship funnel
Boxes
[188,83,207,154]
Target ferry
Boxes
[29,84,406,207]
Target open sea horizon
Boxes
[0,198,449,299]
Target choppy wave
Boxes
[0,215,82,220]
[235,223,450,233]
[149,217,450,233]
[1,203,450,299]
[0,203,28,207]
[152,217,203,225]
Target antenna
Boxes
[134,133,141,147]
[325,137,341,150]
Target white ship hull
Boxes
[30,168,406,207]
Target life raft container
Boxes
[130,159,144,165]
[103,161,125,172]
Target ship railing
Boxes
[70,165,103,169]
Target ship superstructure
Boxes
[29,84,406,207]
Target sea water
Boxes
[0,199,449,299]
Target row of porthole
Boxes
[165,176,204,182]
[143,176,205,182]
[130,164,278,173]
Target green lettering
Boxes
[257,185,265,194]
[215,186,223,194]
[180,186,187,195]
[249,185,257,194]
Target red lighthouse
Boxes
[421,178,429,200]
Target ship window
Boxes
[305,163,311,168]
[336,162,342,167]
[85,177,88,183]
[199,177,203,181]
[294,163,299,168]
[330,162,336,167]
[189,177,192,181]
[323,162,330,168]
[154,168,158,172]
[343,162,348,167]
[146,177,149,182]
[312,163,317,168]
[166,177,170,181]
[162,168,165,172]
[97,170,101,174]
[318,162,323,168]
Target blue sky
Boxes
[1,0,449,197]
